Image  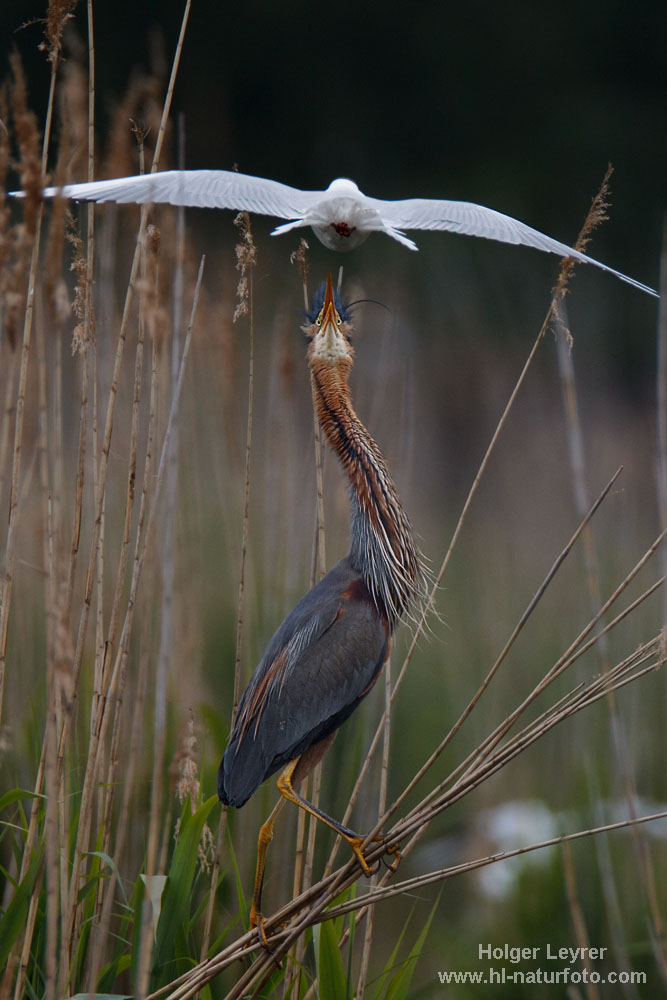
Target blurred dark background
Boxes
[3,0,665,394]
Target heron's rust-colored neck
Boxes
[309,356,420,626]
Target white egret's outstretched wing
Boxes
[37,169,323,219]
[12,169,657,295]
[373,195,657,296]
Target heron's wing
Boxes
[25,169,323,219]
[374,196,657,296]
[220,562,388,807]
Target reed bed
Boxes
[0,5,665,998]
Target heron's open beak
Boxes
[309,272,351,364]
[320,272,338,333]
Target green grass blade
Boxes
[370,907,413,1000]
[0,843,43,970]
[140,873,168,938]
[313,918,347,1000]
[0,788,42,812]
[384,895,440,1000]
[68,994,132,999]
[151,794,217,982]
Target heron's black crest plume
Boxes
[306,280,352,325]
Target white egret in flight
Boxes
[15,170,657,296]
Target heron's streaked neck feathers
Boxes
[309,359,421,627]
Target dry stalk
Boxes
[658,223,667,618]
[208,484,665,997]
[85,586,153,990]
[381,468,623,835]
[57,0,189,763]
[51,7,191,969]
[156,783,667,996]
[0,39,61,1000]
[395,630,663,844]
[562,842,600,1000]
[322,174,620,884]
[153,260,667,1000]
[34,279,59,1000]
[324,558,665,963]
[0,50,52,728]
[355,656,392,1000]
[61,212,149,967]
[286,260,324,999]
[217,215,258,978]
[132,256,205,999]
[0,350,18,516]
[93,226,160,927]
[321,810,667,923]
[322,265,568,881]
[231,210,257,722]
[555,303,667,982]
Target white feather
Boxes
[11,168,657,295]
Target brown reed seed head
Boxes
[575,164,612,255]
[146,222,161,257]
[169,711,214,870]
[659,627,667,665]
[103,74,163,178]
[41,0,79,64]
[57,32,88,182]
[143,224,170,345]
[553,165,613,299]
[65,210,92,353]
[44,133,73,319]
[174,710,200,809]
[290,237,310,285]
[0,86,10,312]
[233,211,257,322]
[1,76,34,349]
[9,53,41,237]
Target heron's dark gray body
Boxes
[218,557,389,808]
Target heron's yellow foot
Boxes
[383,841,402,873]
[347,835,402,877]
[249,903,272,952]
[249,905,289,954]
[347,836,380,876]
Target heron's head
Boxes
[305,273,354,370]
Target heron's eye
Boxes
[316,315,322,327]
[336,315,342,327]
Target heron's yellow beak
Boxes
[320,272,338,332]
[310,272,351,364]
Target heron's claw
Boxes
[382,841,402,873]
[249,905,274,954]
[347,836,378,876]
[348,835,402,877]
[249,905,290,959]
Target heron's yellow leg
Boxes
[250,797,285,947]
[276,758,399,877]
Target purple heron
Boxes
[218,274,422,939]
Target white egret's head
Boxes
[306,179,382,251]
